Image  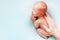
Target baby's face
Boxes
[32,8,46,18]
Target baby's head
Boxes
[32,1,47,17]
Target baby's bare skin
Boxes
[31,1,60,40]
[31,1,51,38]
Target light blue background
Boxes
[0,0,60,40]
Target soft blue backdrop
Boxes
[0,0,60,40]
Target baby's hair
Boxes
[33,1,47,11]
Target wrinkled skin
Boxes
[31,1,51,38]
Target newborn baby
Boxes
[31,1,52,38]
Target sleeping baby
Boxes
[31,1,53,39]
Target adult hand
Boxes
[40,13,60,40]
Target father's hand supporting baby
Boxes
[41,13,60,40]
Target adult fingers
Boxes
[45,15,53,30]
[41,25,51,33]
[37,28,50,38]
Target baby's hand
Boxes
[34,18,48,28]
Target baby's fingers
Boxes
[34,20,40,28]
